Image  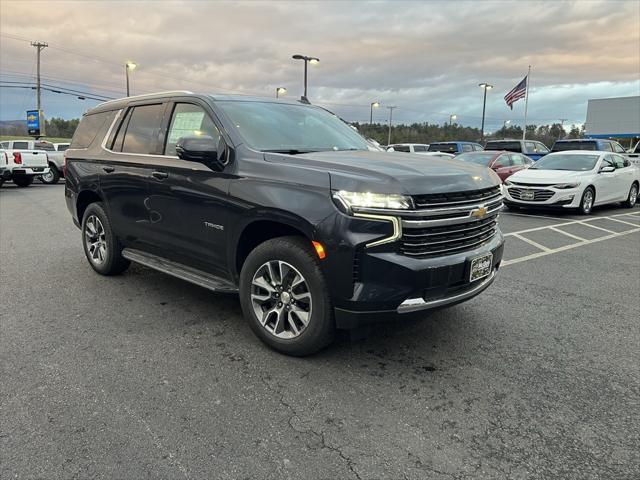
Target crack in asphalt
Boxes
[259,375,362,480]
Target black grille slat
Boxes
[413,186,500,208]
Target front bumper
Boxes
[332,232,504,329]
[503,185,582,208]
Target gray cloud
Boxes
[1,0,638,128]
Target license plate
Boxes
[470,253,493,282]
[521,190,535,200]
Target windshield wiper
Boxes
[261,149,317,155]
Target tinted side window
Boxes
[121,104,165,154]
[0,142,8,149]
[612,142,625,153]
[392,145,410,152]
[164,103,221,156]
[536,142,549,153]
[413,145,426,152]
[511,153,525,166]
[35,141,55,151]
[524,142,536,153]
[462,144,473,152]
[56,144,69,151]
[71,112,113,149]
[13,141,29,149]
[601,142,613,152]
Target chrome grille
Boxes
[395,187,502,258]
[508,187,554,202]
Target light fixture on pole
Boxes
[478,82,494,142]
[292,54,319,99]
[449,114,457,126]
[370,102,380,124]
[125,61,137,97]
[276,87,287,98]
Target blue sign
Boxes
[27,110,41,135]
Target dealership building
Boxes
[584,96,640,148]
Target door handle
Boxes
[151,171,169,180]
[102,166,115,173]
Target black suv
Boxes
[65,92,504,355]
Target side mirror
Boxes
[599,165,615,173]
[176,135,226,171]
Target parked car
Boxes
[427,141,483,154]
[455,151,533,182]
[484,139,550,161]
[0,139,64,184]
[65,91,504,356]
[387,143,430,153]
[0,145,50,188]
[503,151,639,214]
[628,140,640,166]
[551,138,627,154]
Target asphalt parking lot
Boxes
[1,183,639,480]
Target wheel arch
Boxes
[232,216,315,280]
[76,189,104,222]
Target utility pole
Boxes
[387,106,397,145]
[31,41,48,137]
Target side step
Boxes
[122,248,238,293]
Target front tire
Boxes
[81,202,130,275]
[623,182,638,208]
[40,166,60,184]
[578,187,595,215]
[12,176,34,188]
[239,236,335,356]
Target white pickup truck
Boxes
[0,139,65,184]
[0,146,50,188]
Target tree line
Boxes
[0,117,79,138]
[355,122,585,147]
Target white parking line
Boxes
[511,233,551,252]
[549,227,587,242]
[502,228,640,266]
[502,211,640,267]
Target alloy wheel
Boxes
[84,215,107,265]
[582,190,594,213]
[630,185,638,206]
[41,170,54,183]
[250,260,312,339]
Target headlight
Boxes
[551,182,580,189]
[333,190,412,211]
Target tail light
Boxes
[13,152,22,164]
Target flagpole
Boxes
[522,65,531,141]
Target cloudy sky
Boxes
[1,0,638,131]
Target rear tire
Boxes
[623,182,638,208]
[578,187,595,215]
[40,166,60,184]
[81,202,130,275]
[12,176,34,188]
[239,236,335,356]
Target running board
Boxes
[122,248,238,293]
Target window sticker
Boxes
[168,111,205,143]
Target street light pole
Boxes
[503,120,511,139]
[125,62,137,97]
[478,83,494,142]
[387,106,397,145]
[292,54,319,99]
[449,114,457,126]
[370,102,380,124]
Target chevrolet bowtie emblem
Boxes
[471,206,488,219]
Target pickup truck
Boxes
[65,91,504,356]
[0,139,65,184]
[484,139,550,161]
[0,146,50,187]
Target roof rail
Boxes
[96,90,194,107]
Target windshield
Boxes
[455,152,496,165]
[428,143,457,153]
[216,101,370,152]
[485,141,521,153]
[551,141,597,152]
[530,153,599,171]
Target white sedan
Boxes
[503,150,639,214]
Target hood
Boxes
[510,168,590,184]
[264,150,500,195]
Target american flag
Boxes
[504,76,527,110]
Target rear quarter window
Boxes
[13,141,29,149]
[71,111,115,149]
[485,141,522,153]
